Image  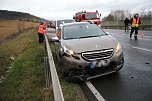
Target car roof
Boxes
[62,22,89,27]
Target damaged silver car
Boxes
[52,22,124,80]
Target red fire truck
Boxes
[73,10,101,25]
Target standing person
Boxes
[124,17,129,32]
[130,14,141,40]
[38,21,46,43]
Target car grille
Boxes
[81,48,114,61]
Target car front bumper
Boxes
[60,51,124,80]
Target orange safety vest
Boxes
[38,21,46,34]
[131,17,140,27]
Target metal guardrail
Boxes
[101,25,152,30]
[44,34,64,101]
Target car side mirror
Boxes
[51,36,59,42]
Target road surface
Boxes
[79,29,152,101]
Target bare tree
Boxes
[102,14,115,21]
[103,9,152,22]
[147,11,152,19]
[110,10,125,21]
[140,8,146,18]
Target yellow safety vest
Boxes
[131,17,140,28]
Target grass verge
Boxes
[0,28,87,101]
[0,29,52,101]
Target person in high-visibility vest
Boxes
[130,14,141,40]
[38,21,46,43]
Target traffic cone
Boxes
[119,32,124,35]
[141,32,144,39]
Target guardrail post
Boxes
[44,57,51,87]
[43,38,47,54]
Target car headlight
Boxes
[115,42,122,53]
[63,46,80,59]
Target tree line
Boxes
[102,9,152,21]
[0,10,41,22]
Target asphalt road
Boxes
[80,29,152,101]
[46,28,152,101]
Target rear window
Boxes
[57,19,75,27]
[63,24,107,40]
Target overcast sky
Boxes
[0,0,152,20]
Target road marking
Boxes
[132,46,152,53]
[120,43,152,53]
[85,81,105,101]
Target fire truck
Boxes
[73,10,101,25]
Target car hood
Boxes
[62,35,118,53]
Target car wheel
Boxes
[56,51,61,62]
[61,66,69,78]
[115,67,122,72]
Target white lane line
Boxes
[85,81,105,101]
[132,46,152,53]
[120,43,152,53]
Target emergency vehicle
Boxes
[73,10,101,25]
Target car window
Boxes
[63,24,107,40]
[85,13,99,19]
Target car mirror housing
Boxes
[51,37,59,42]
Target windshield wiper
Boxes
[78,35,100,38]
[64,35,103,40]
[64,37,78,40]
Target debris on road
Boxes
[9,56,15,60]
[0,76,5,83]
[145,62,150,64]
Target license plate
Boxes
[90,59,110,68]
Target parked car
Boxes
[49,21,55,28]
[52,22,124,80]
[55,19,75,31]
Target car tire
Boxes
[61,65,69,78]
[115,67,122,72]
[56,51,61,62]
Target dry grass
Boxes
[0,20,39,43]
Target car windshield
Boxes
[63,24,107,40]
[85,13,99,19]
[57,19,75,27]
